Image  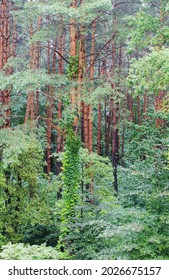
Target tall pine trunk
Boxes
[0,0,11,128]
[25,17,42,123]
[88,20,96,153]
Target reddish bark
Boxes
[155,91,165,128]
[57,23,65,154]
[25,17,42,123]
[97,61,105,155]
[46,31,53,173]
[143,94,148,119]
[137,96,141,125]
[105,110,111,156]
[84,103,89,148]
[0,0,11,128]
[88,20,96,153]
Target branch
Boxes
[42,45,70,64]
[84,31,117,75]
[36,115,66,136]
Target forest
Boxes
[0,0,168,260]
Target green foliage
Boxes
[0,128,46,241]
[127,0,169,52]
[23,224,59,247]
[0,128,43,186]
[0,243,63,260]
[66,220,112,260]
[56,148,119,258]
[63,119,169,260]
[66,56,79,79]
[0,234,7,249]
[128,47,169,97]
[127,11,160,51]
[57,129,81,254]
[79,148,115,213]
[0,0,168,261]
[0,67,68,93]
[116,119,169,260]
[61,130,81,222]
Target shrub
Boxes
[0,243,63,260]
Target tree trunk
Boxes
[0,0,11,128]
[111,40,119,193]
[105,110,111,156]
[24,16,41,124]
[88,20,96,153]
[155,91,165,128]
[56,20,65,177]
[97,103,102,155]
[143,94,148,119]
[46,31,53,174]
[137,96,141,125]
[127,93,133,122]
[84,103,89,148]
[70,0,77,115]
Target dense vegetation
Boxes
[0,0,168,260]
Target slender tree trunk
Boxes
[70,0,77,114]
[97,103,102,155]
[97,60,105,155]
[78,28,85,109]
[154,4,165,128]
[137,96,141,125]
[84,103,89,148]
[127,54,133,122]
[111,40,119,193]
[56,19,65,177]
[88,21,96,203]
[25,16,41,124]
[127,93,133,122]
[57,27,64,153]
[46,28,53,173]
[121,124,125,167]
[104,101,107,155]
[143,94,148,119]
[155,91,165,128]
[35,16,41,118]
[78,26,86,146]
[81,25,89,148]
[88,20,96,153]
[0,0,11,128]
[105,110,111,156]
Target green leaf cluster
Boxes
[0,243,63,260]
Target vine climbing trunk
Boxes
[59,129,81,254]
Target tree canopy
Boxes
[0,0,168,260]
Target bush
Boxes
[0,234,7,249]
[0,243,63,260]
